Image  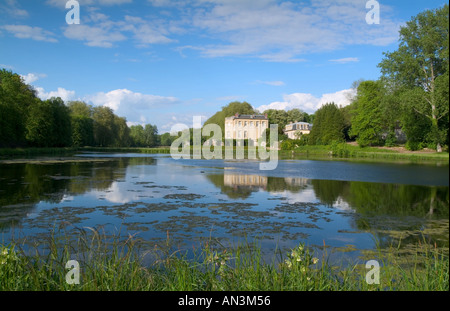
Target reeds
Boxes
[1,228,448,291]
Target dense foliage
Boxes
[1,5,448,152]
[0,69,160,148]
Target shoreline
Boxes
[1,145,448,165]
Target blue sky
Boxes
[0,0,447,133]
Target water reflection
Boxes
[0,155,448,258]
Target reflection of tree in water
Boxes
[311,179,449,218]
[0,157,157,231]
[311,179,449,249]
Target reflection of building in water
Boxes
[223,174,311,192]
[224,174,268,190]
[283,177,309,188]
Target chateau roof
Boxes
[225,113,268,120]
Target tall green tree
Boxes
[130,125,145,147]
[68,101,94,147]
[25,97,71,147]
[350,80,385,147]
[143,124,159,147]
[0,69,38,146]
[378,4,449,152]
[113,116,131,147]
[204,101,256,136]
[92,106,116,147]
[309,103,346,145]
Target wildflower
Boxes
[312,257,319,264]
[284,259,292,269]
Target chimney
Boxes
[235,113,239,117]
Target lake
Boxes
[0,153,448,264]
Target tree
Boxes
[92,106,116,147]
[143,124,159,147]
[130,125,145,147]
[113,116,131,147]
[378,4,449,152]
[26,100,55,147]
[309,103,346,145]
[350,81,385,147]
[49,97,72,147]
[160,132,176,146]
[25,97,72,147]
[204,101,256,136]
[263,109,288,135]
[68,101,94,147]
[0,69,38,146]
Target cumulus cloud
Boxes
[20,73,47,84]
[36,87,77,102]
[86,88,179,124]
[256,89,356,114]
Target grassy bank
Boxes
[1,229,448,291]
[79,146,171,154]
[282,144,449,162]
[0,147,78,158]
[1,144,448,164]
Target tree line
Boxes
[1,5,447,152]
[293,5,449,152]
[0,69,167,148]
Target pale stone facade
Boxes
[284,122,312,139]
[224,113,269,144]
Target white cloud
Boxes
[1,25,58,42]
[160,114,209,133]
[64,24,126,47]
[329,57,359,64]
[46,0,132,8]
[1,0,29,18]
[0,64,15,70]
[62,11,174,48]
[254,80,285,86]
[36,87,77,102]
[86,89,179,124]
[256,89,356,114]
[189,0,400,61]
[20,73,47,84]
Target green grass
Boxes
[1,144,448,164]
[0,147,78,157]
[1,228,448,291]
[281,143,449,163]
[79,146,171,154]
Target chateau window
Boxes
[250,121,253,127]
[238,121,242,127]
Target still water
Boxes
[0,153,448,263]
